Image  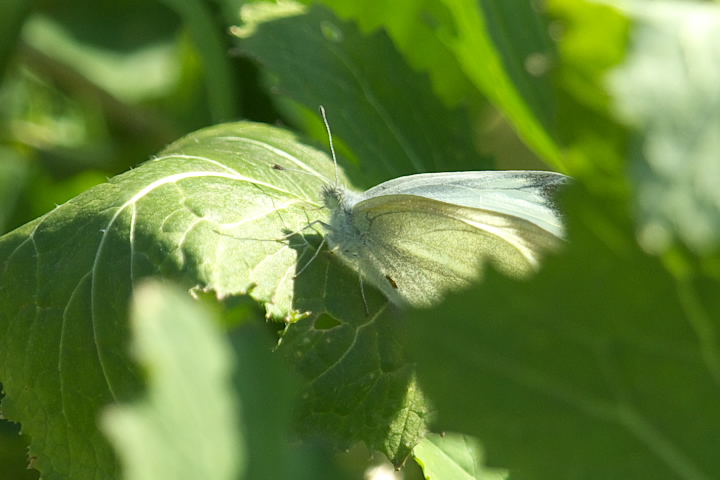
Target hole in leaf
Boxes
[314,313,341,330]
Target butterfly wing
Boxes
[361,170,568,238]
[351,193,563,308]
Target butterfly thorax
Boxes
[321,184,364,259]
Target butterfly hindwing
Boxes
[351,193,563,307]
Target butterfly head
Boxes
[321,184,342,209]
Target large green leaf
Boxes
[0,122,318,479]
[409,185,720,480]
[0,121,429,478]
[232,2,486,187]
[607,0,720,255]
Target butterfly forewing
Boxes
[361,171,568,238]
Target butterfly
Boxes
[295,107,570,309]
[320,168,567,308]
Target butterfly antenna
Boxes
[319,105,339,186]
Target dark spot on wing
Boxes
[385,275,398,289]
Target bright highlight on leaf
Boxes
[413,432,507,480]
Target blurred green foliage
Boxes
[2,1,720,480]
[0,0,279,235]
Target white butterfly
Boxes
[273,107,569,307]
[321,170,568,308]
[310,108,569,309]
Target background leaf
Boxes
[304,0,566,170]
[0,148,30,233]
[233,2,487,187]
[158,0,238,122]
[434,0,563,168]
[0,0,32,80]
[301,0,478,107]
[548,0,629,184]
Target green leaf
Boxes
[22,14,179,104]
[547,0,629,185]
[226,321,299,480]
[606,0,720,255]
[0,120,429,477]
[408,184,720,480]
[435,0,563,168]
[0,0,31,80]
[279,300,429,465]
[101,281,243,480]
[413,432,506,480]
[295,0,565,170]
[232,2,486,186]
[226,316,355,480]
[158,0,238,122]
[304,0,478,106]
[0,147,30,234]
[0,418,37,480]
[0,122,326,479]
